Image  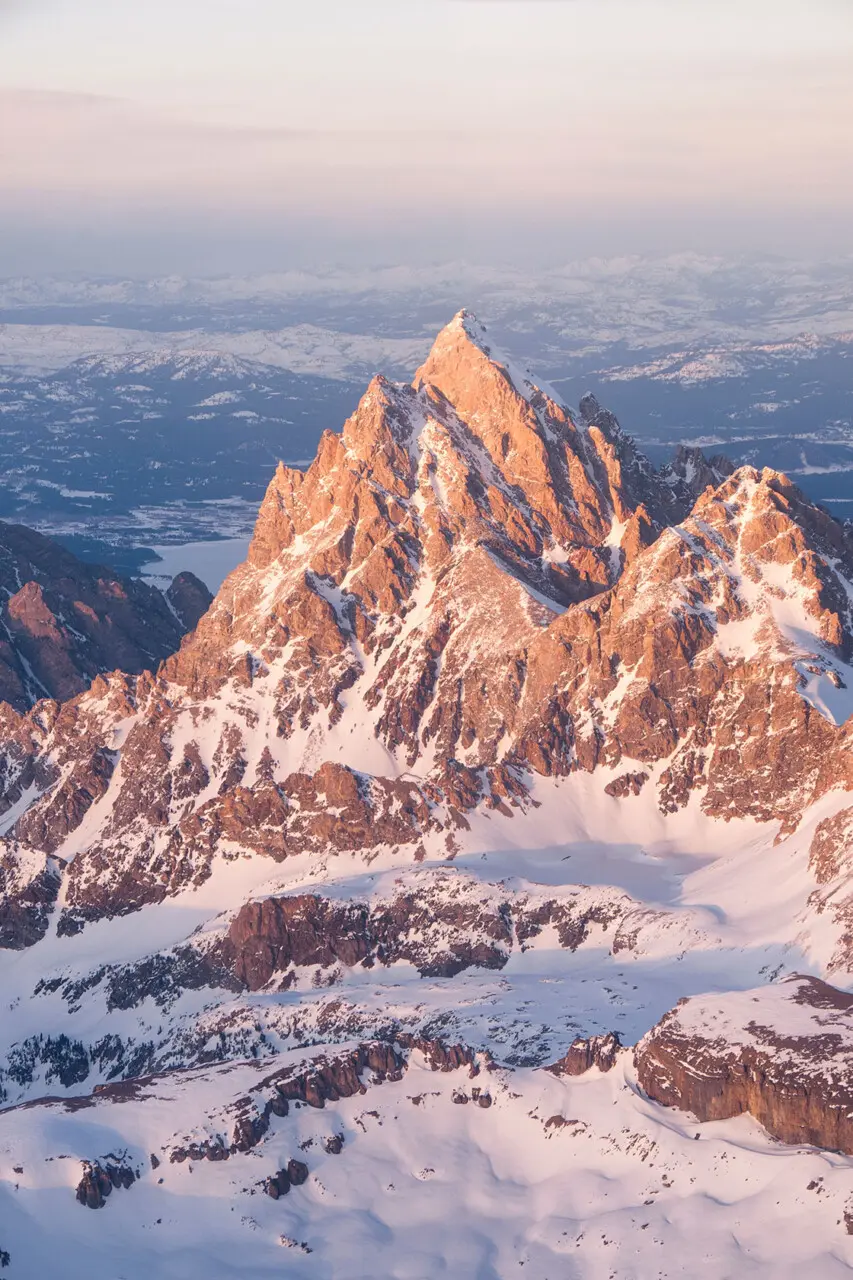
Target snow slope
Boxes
[2,771,853,1277]
[7,1048,853,1280]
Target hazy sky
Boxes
[1,0,851,274]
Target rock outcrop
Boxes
[165,571,213,633]
[266,1168,291,1198]
[209,877,653,989]
[258,1041,405,1112]
[0,521,204,710]
[157,1036,477,1171]
[635,976,853,1154]
[659,443,735,508]
[546,1032,621,1076]
[0,846,63,949]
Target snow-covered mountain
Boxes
[600,331,853,386]
[5,312,853,1277]
[0,323,425,381]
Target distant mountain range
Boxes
[3,252,853,352]
[0,323,425,382]
[1,251,852,565]
[565,331,853,509]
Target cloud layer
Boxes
[1,0,851,271]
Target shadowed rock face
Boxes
[166,571,213,633]
[0,845,63,949]
[658,444,735,510]
[635,976,853,1154]
[88,875,651,1015]
[0,521,206,711]
[75,1159,135,1208]
[212,879,630,988]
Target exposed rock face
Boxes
[659,443,735,508]
[805,806,853,972]
[287,1158,309,1186]
[509,464,853,831]
[2,310,853,950]
[75,1159,135,1208]
[0,846,63,949]
[219,881,514,986]
[211,876,648,989]
[604,771,648,798]
[4,879,675,1057]
[261,1041,405,1111]
[0,522,199,710]
[266,1168,290,1198]
[635,976,853,1154]
[166,571,214,633]
[159,1037,472,1169]
[546,1032,621,1076]
[397,1036,479,1076]
[52,758,439,937]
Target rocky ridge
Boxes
[4,311,853,1274]
[2,311,853,953]
[0,520,211,711]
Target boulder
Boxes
[75,1160,134,1209]
[266,1169,290,1198]
[287,1159,309,1187]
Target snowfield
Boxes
[3,774,853,1278]
[7,1048,853,1280]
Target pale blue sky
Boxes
[1,0,851,273]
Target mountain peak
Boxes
[414,309,551,409]
[445,307,491,348]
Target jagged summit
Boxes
[3,312,853,955]
[427,307,490,347]
[660,441,735,507]
[414,308,563,413]
[243,312,690,623]
[418,308,493,362]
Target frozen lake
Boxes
[140,536,250,593]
